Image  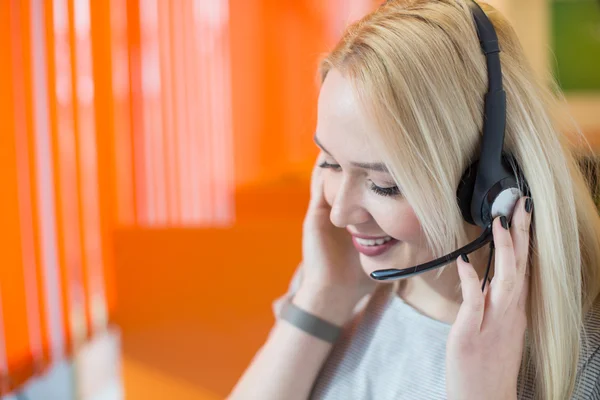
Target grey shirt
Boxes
[272,266,600,399]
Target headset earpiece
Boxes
[457,154,523,228]
[370,0,530,281]
[457,160,478,226]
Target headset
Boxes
[370,1,528,287]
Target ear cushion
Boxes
[457,154,528,227]
[456,160,479,225]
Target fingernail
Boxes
[461,253,469,263]
[500,216,509,230]
[525,197,533,213]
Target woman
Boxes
[229,1,600,399]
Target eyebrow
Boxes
[313,134,390,173]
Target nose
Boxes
[329,176,370,228]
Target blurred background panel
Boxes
[0,1,598,399]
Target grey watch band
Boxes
[280,301,342,343]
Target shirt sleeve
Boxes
[574,341,600,399]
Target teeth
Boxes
[355,236,393,247]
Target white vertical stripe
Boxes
[143,101,157,226]
[179,3,192,224]
[211,0,234,225]
[193,0,234,226]
[193,0,213,225]
[144,0,166,225]
[30,0,65,362]
[157,0,178,224]
[73,0,108,333]
[130,0,148,226]
[182,4,199,224]
[173,4,190,223]
[52,0,89,345]
[210,0,223,225]
[206,1,219,226]
[187,6,200,224]
[139,0,157,225]
[218,0,234,225]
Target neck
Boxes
[397,250,494,325]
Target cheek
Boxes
[375,205,423,242]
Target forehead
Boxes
[316,69,379,161]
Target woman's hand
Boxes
[446,196,533,400]
[296,154,378,319]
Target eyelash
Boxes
[318,161,401,198]
[319,161,341,171]
[369,184,401,197]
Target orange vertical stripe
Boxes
[55,0,88,348]
[127,0,147,226]
[170,1,187,223]
[229,0,263,189]
[0,289,8,393]
[111,0,136,227]
[157,0,178,224]
[30,0,66,364]
[45,0,75,358]
[12,0,45,371]
[73,0,108,334]
[91,0,120,321]
[0,0,32,386]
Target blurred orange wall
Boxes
[3,1,598,399]
[112,1,376,398]
[1,0,118,394]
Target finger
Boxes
[510,197,533,302]
[307,154,329,211]
[309,154,324,198]
[517,269,530,312]
[453,255,485,336]
[488,215,518,317]
[481,277,491,297]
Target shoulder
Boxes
[575,299,600,397]
[581,299,600,366]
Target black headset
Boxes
[371,1,527,283]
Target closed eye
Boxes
[369,182,401,197]
[319,161,401,197]
[318,161,342,171]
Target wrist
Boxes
[292,283,360,326]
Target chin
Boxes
[359,255,403,280]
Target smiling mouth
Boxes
[353,236,394,246]
[350,235,399,257]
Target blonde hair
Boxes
[318,1,600,399]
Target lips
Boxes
[349,232,399,257]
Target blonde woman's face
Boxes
[315,69,432,277]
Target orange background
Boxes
[1,1,599,399]
[0,0,377,397]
